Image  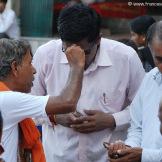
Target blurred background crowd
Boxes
[5,0,162,52]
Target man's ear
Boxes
[10,61,19,77]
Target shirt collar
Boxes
[153,70,162,86]
[95,44,112,67]
[60,51,68,64]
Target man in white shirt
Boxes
[0,38,85,162]
[0,0,20,39]
[31,4,145,162]
[108,21,162,162]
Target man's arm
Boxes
[124,73,151,147]
[45,44,85,115]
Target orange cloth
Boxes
[0,82,46,162]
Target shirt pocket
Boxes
[98,93,117,114]
[98,89,125,114]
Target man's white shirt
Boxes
[0,91,48,162]
[0,8,20,38]
[125,68,162,162]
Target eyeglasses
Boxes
[62,43,95,55]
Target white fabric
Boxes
[0,91,48,162]
[125,67,162,162]
[31,38,145,162]
[0,8,20,39]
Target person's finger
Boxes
[75,128,95,133]
[114,141,126,151]
[73,116,93,123]
[70,121,93,129]
[107,143,117,157]
[117,148,131,156]
[108,143,114,151]
[109,156,128,162]
[84,110,98,115]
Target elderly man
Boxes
[108,21,162,162]
[31,4,145,162]
[0,39,85,162]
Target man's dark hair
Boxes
[130,15,155,35]
[0,39,32,80]
[147,21,162,45]
[57,4,101,43]
[0,0,7,4]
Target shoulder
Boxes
[140,67,159,87]
[101,38,137,59]
[36,39,61,54]
[0,91,27,109]
[0,91,48,108]
[1,91,33,102]
[100,38,141,67]
[3,9,15,17]
[145,67,159,78]
[34,39,62,60]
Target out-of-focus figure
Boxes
[0,0,20,39]
[130,15,155,72]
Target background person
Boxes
[0,0,20,39]
[130,15,155,72]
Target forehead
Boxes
[63,38,92,47]
[130,31,138,36]
[22,50,32,62]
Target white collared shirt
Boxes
[125,68,162,162]
[31,38,145,162]
[0,8,20,39]
[0,92,48,162]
